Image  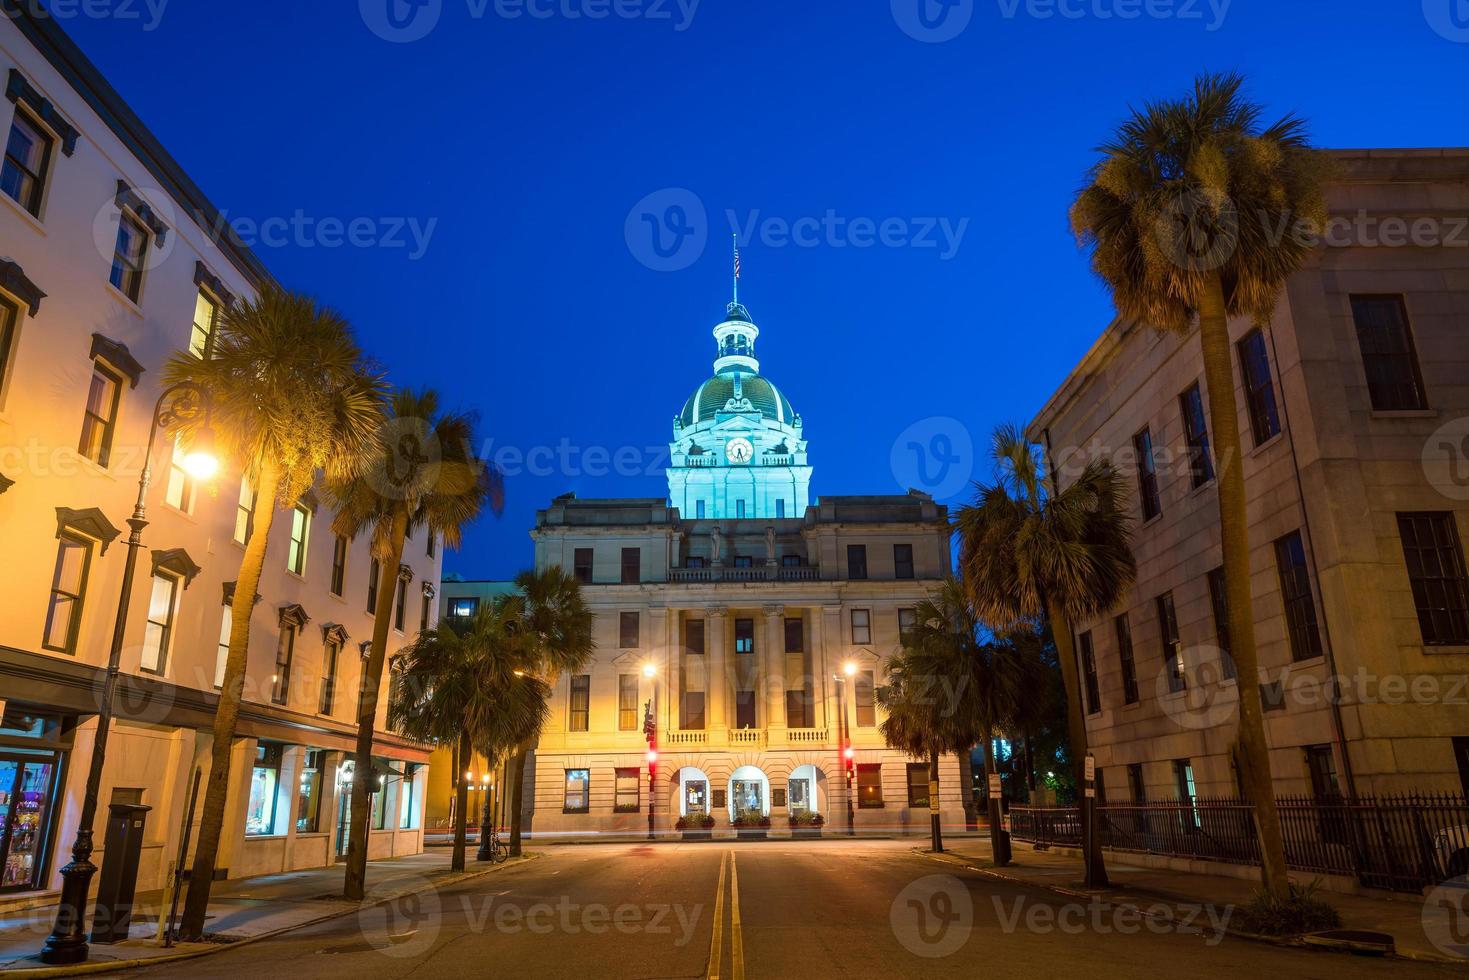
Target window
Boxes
[851,609,872,645]
[906,763,930,808]
[893,543,915,580]
[618,674,639,731]
[78,363,122,467]
[1114,613,1138,705]
[43,533,92,653]
[1453,738,1469,800]
[272,624,296,705]
[736,499,746,518]
[330,535,348,596]
[1305,744,1347,845]
[320,639,341,714]
[847,544,868,580]
[1127,763,1145,802]
[784,617,803,653]
[784,690,810,728]
[614,767,640,812]
[394,579,406,631]
[246,744,282,835]
[189,290,219,358]
[367,559,380,613]
[574,547,593,584]
[296,750,323,833]
[1207,567,1235,678]
[420,593,431,632]
[233,477,256,545]
[781,554,801,568]
[215,604,231,687]
[569,675,590,732]
[695,500,706,519]
[0,296,16,397]
[1179,384,1214,488]
[164,439,196,513]
[1157,593,1185,692]
[620,547,640,584]
[735,690,756,729]
[898,608,917,640]
[775,499,785,518]
[448,597,478,618]
[109,210,149,303]
[1237,328,1281,446]
[1351,295,1427,411]
[733,555,753,569]
[1274,531,1323,662]
[372,772,388,830]
[855,670,876,727]
[857,764,883,808]
[1173,759,1198,833]
[1133,427,1161,521]
[564,768,590,812]
[619,611,640,648]
[687,689,709,730]
[426,534,436,559]
[685,619,706,655]
[1398,513,1469,645]
[735,618,754,654]
[1079,630,1100,715]
[286,504,310,575]
[139,573,179,673]
[2,108,51,215]
[396,764,418,829]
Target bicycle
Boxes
[483,826,510,864]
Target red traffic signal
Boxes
[646,749,658,764]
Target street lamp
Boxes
[643,662,657,841]
[42,382,216,965]
[836,661,857,837]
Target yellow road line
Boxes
[708,849,728,980]
[729,851,744,980]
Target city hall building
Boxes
[0,8,434,903]
[521,298,965,838]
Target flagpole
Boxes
[732,233,739,306]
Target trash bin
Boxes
[91,803,152,944]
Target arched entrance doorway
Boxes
[677,767,712,817]
[788,764,821,815]
[728,765,769,820]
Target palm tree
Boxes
[1069,73,1329,898]
[879,580,1042,861]
[327,387,502,901]
[503,566,593,856]
[163,286,385,940]
[955,425,1135,886]
[389,600,550,871]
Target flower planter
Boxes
[735,828,768,840]
[791,828,823,840]
[680,830,713,842]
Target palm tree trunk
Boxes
[928,750,943,853]
[179,464,282,940]
[344,509,409,901]
[507,746,528,857]
[452,733,469,872]
[1045,601,1107,887]
[1198,274,1291,899]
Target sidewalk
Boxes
[0,849,535,976]
[928,840,1463,966]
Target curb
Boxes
[1,853,543,978]
[917,849,1465,966]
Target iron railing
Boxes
[1009,793,1469,894]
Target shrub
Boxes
[789,811,825,828]
[1231,881,1342,937]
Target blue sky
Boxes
[60,0,1468,577]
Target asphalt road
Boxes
[135,840,1466,979]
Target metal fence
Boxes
[1009,793,1469,894]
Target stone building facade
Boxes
[0,9,434,902]
[521,301,965,838]
[1028,149,1469,804]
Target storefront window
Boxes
[371,763,389,830]
[246,744,283,836]
[399,764,418,829]
[296,750,323,833]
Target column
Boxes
[810,609,828,732]
[708,607,728,736]
[819,606,843,742]
[649,608,673,738]
[763,605,786,733]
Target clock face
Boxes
[725,437,754,464]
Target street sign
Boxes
[929,781,940,814]
[1084,755,1096,781]
[1084,786,1096,798]
[987,773,1002,797]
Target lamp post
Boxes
[836,661,856,837]
[643,663,658,842]
[42,383,216,965]
[475,770,496,862]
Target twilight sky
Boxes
[59,0,1468,578]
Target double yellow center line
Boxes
[707,850,744,980]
